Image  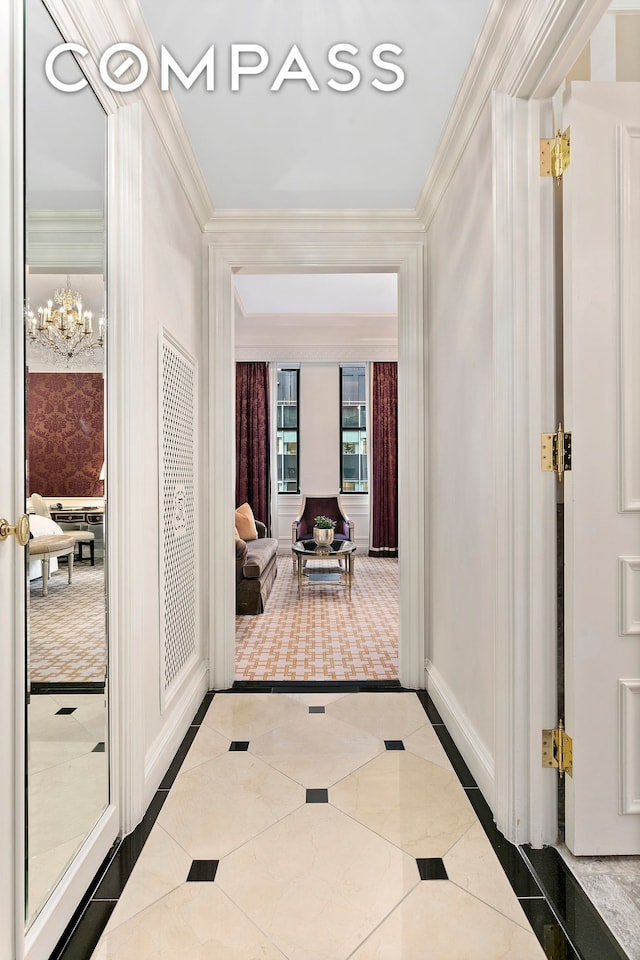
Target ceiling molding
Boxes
[416,0,612,229]
[44,0,215,228]
[27,209,104,234]
[204,208,426,235]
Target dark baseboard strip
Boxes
[519,844,630,960]
[30,682,105,696]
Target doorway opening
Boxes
[232,270,400,682]
[207,238,427,693]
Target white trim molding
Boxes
[619,680,640,814]
[208,236,427,691]
[108,101,146,834]
[26,209,105,272]
[426,661,496,805]
[416,0,613,229]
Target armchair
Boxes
[291,494,354,573]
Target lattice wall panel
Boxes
[161,335,197,694]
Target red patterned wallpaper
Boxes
[27,373,104,497]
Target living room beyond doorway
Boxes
[233,271,400,682]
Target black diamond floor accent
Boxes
[229,741,250,751]
[309,706,325,714]
[187,860,219,882]
[384,740,405,750]
[306,788,329,803]
[416,858,448,880]
[55,707,77,715]
[92,742,105,753]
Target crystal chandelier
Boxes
[25,275,105,365]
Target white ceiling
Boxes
[26,0,106,210]
[136,0,493,210]
[234,273,397,315]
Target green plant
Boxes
[314,515,336,529]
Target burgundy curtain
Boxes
[235,362,270,531]
[369,362,398,558]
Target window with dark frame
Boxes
[276,367,299,493]
[340,364,368,493]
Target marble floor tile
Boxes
[216,803,418,960]
[28,738,98,774]
[106,825,193,931]
[28,712,103,744]
[403,722,454,771]
[82,693,551,960]
[179,724,230,773]
[326,692,428,740]
[202,692,305,741]
[331,751,477,857]
[250,712,383,787]
[444,822,532,929]
[157,752,304,858]
[27,831,89,924]
[283,692,349,706]
[29,751,108,857]
[350,882,546,959]
[92,882,288,960]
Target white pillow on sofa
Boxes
[29,514,63,538]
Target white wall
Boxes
[137,108,208,809]
[427,100,495,782]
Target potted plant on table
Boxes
[313,515,336,548]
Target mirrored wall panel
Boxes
[24,0,109,926]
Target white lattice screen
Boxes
[160,334,197,698]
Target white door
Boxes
[563,81,640,854]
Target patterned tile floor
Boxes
[235,556,399,681]
[28,559,107,684]
[88,692,546,960]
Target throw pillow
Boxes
[235,502,258,541]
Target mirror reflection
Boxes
[24,1,109,926]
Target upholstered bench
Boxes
[28,534,75,596]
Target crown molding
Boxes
[43,0,214,229]
[204,208,426,235]
[416,0,611,229]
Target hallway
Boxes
[62,690,554,959]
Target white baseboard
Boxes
[143,660,209,808]
[425,660,495,808]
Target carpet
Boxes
[28,560,107,684]
[235,554,399,681]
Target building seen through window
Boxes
[276,368,299,492]
[341,364,368,493]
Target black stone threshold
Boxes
[231,678,404,693]
[50,686,629,960]
[30,681,105,696]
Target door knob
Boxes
[0,514,30,546]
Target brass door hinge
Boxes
[540,128,570,182]
[542,721,573,778]
[542,423,572,481]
